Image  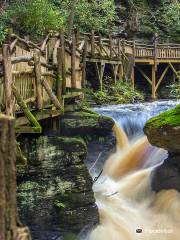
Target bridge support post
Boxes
[131,67,135,91]
[152,65,156,99]
[118,64,124,80]
[95,62,105,91]
[112,64,119,84]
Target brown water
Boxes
[87,123,180,240]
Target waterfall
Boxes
[86,100,180,240]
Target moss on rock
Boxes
[144,104,180,151]
[61,110,115,137]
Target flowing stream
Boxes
[86,100,180,240]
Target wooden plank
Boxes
[15,108,62,126]
[3,44,13,116]
[15,126,42,134]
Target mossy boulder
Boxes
[61,110,115,136]
[17,136,99,239]
[144,104,180,152]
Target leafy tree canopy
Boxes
[0,0,116,42]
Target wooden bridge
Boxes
[0,31,180,133]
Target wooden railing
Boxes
[0,31,83,122]
[79,31,180,60]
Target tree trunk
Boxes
[0,114,17,240]
[67,0,79,38]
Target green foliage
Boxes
[0,0,116,40]
[0,11,9,43]
[3,0,64,38]
[54,0,116,32]
[90,77,144,105]
[156,2,180,41]
[169,81,180,99]
[54,199,66,209]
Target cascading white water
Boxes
[87,100,180,240]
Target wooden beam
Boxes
[41,78,63,112]
[136,65,152,85]
[168,62,179,77]
[15,108,62,127]
[12,85,42,132]
[155,65,170,91]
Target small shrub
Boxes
[91,77,144,105]
[169,81,180,99]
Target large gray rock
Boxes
[17,136,99,239]
[61,110,115,136]
[144,104,180,152]
[144,105,180,193]
[151,153,180,192]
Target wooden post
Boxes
[60,30,66,94]
[118,39,121,60]
[91,30,95,58]
[57,47,63,101]
[95,62,105,91]
[152,64,156,99]
[0,114,17,240]
[154,34,158,71]
[133,40,136,66]
[109,34,113,59]
[34,50,43,109]
[131,67,135,91]
[119,64,124,80]
[75,27,80,43]
[82,36,88,88]
[3,44,13,116]
[71,33,76,88]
